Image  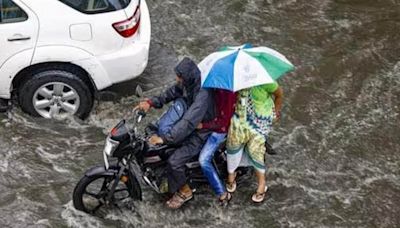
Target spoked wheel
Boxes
[73,174,132,214]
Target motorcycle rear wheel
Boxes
[73,174,133,214]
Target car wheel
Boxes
[18,68,93,119]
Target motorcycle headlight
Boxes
[104,136,120,156]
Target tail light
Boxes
[112,2,141,38]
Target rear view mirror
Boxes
[135,85,143,97]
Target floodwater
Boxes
[1,0,400,227]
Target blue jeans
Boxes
[157,98,187,137]
[199,132,227,196]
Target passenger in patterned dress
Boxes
[225,82,283,203]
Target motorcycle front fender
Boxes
[84,165,119,177]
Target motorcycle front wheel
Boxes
[73,174,134,214]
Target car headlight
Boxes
[104,136,120,156]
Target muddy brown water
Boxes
[1,0,399,227]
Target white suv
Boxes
[0,0,151,118]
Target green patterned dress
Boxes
[226,82,278,173]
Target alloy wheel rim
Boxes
[32,82,80,119]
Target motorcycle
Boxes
[72,111,252,214]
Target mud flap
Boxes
[128,169,143,200]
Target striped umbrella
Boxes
[198,44,294,91]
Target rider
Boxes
[136,57,215,209]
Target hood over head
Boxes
[174,57,201,105]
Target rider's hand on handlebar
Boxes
[135,100,151,113]
[149,135,164,145]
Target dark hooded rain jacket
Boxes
[148,57,215,145]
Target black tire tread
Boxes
[72,175,98,213]
[18,66,93,119]
[72,173,141,213]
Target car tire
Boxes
[18,67,93,119]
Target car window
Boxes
[0,0,28,24]
[59,0,131,14]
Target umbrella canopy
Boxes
[198,44,294,92]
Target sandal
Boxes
[226,180,237,193]
[166,191,193,209]
[218,192,232,208]
[251,186,268,203]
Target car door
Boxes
[39,0,132,56]
[0,0,38,69]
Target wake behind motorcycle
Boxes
[72,111,251,214]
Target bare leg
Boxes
[255,170,266,193]
[227,172,236,184]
